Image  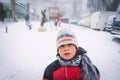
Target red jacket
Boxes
[53,66,82,80]
[43,60,100,80]
[43,47,100,80]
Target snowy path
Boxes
[0,21,120,80]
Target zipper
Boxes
[65,66,68,80]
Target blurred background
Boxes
[0,0,119,21]
[0,0,120,37]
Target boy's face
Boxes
[58,44,77,60]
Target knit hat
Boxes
[56,29,78,50]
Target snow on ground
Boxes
[0,20,120,80]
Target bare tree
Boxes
[106,0,120,11]
[87,0,119,13]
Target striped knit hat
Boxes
[56,29,78,50]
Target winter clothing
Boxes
[43,47,100,80]
[43,29,100,80]
[56,29,78,50]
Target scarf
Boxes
[58,54,81,66]
[57,48,98,80]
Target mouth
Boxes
[64,53,70,56]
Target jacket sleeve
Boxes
[43,63,54,80]
[42,60,61,80]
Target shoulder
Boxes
[44,60,61,73]
[43,60,61,79]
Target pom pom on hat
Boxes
[56,29,78,50]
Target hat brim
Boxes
[57,41,78,49]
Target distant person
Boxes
[40,9,47,27]
[24,14,32,29]
[43,29,100,80]
[0,2,6,23]
[57,15,61,27]
[24,13,30,25]
[54,19,58,27]
[112,17,116,27]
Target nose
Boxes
[64,45,69,51]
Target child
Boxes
[43,29,100,80]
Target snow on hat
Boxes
[56,29,78,50]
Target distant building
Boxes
[49,7,59,20]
